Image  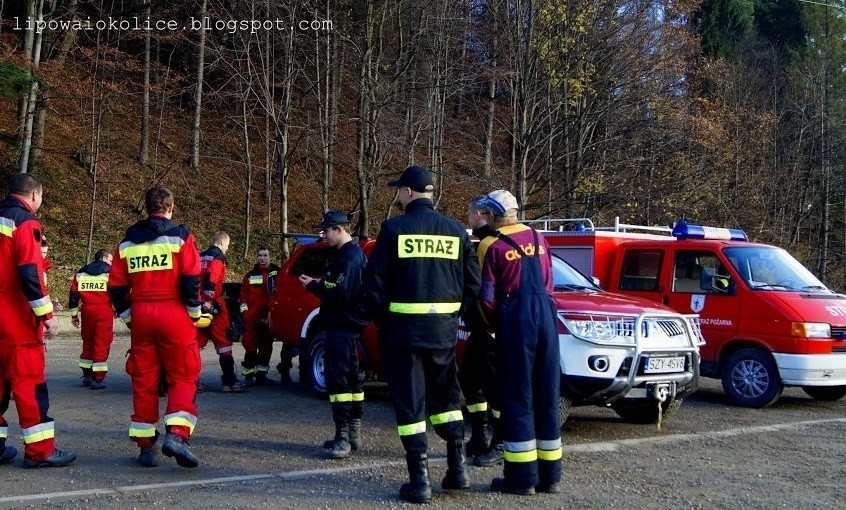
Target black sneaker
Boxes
[0,445,17,465]
[81,375,92,387]
[22,449,77,469]
[161,433,199,468]
[89,380,107,390]
[138,447,158,467]
[537,482,561,494]
[490,477,535,496]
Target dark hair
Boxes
[94,249,110,261]
[8,173,42,196]
[41,237,49,248]
[144,186,174,215]
[257,245,270,253]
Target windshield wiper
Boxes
[749,283,789,290]
[800,285,829,292]
[555,283,597,291]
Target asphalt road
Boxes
[1,318,844,509]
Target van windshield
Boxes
[552,255,600,291]
[723,246,831,293]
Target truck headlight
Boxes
[558,314,635,345]
[791,322,831,339]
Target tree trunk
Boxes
[189,0,207,171]
[18,0,44,173]
[139,2,151,169]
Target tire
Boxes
[559,394,572,426]
[721,348,783,408]
[303,332,328,397]
[612,398,682,424]
[802,385,846,401]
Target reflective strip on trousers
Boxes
[216,346,232,355]
[242,367,256,376]
[537,438,563,461]
[255,365,269,374]
[129,422,157,438]
[350,392,364,402]
[491,408,501,419]
[388,302,461,314]
[22,422,55,444]
[330,393,353,403]
[92,362,108,372]
[466,402,488,413]
[78,359,93,369]
[429,410,463,426]
[397,421,426,437]
[504,439,537,463]
[164,411,197,434]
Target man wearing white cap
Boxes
[475,189,562,496]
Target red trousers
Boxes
[0,296,54,461]
[196,302,232,355]
[241,307,274,375]
[79,305,115,382]
[126,300,201,447]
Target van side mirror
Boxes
[591,276,601,287]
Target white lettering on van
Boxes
[825,305,846,317]
[700,318,733,327]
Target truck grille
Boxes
[831,327,846,341]
[656,320,685,337]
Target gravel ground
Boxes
[0,317,844,509]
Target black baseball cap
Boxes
[387,165,435,192]
[314,210,350,229]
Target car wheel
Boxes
[721,348,783,408]
[802,385,846,401]
[612,398,682,424]
[304,332,328,397]
[559,394,572,426]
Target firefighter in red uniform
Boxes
[109,186,203,469]
[67,249,114,390]
[476,190,562,496]
[0,173,76,468]
[40,236,62,312]
[239,246,282,386]
[356,166,481,504]
[197,231,247,392]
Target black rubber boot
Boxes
[138,446,158,467]
[329,421,351,459]
[219,355,238,387]
[162,433,199,468]
[81,368,93,387]
[464,411,489,457]
[399,453,432,504]
[348,418,362,451]
[474,441,503,467]
[22,448,77,469]
[441,440,470,490]
[0,444,17,465]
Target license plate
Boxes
[643,356,685,374]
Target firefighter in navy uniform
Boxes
[299,211,367,459]
[109,186,203,469]
[356,166,481,504]
[238,246,283,385]
[476,190,562,496]
[197,232,247,393]
[68,249,115,390]
[461,197,502,466]
[0,174,76,469]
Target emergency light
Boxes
[672,223,748,241]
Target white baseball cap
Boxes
[485,189,519,215]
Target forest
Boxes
[1,0,845,293]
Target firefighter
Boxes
[197,232,247,393]
[476,190,562,495]
[67,248,115,390]
[109,186,203,469]
[356,165,481,504]
[0,173,76,468]
[461,196,503,467]
[300,210,367,459]
[40,236,63,312]
[239,246,283,385]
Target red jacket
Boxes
[108,215,202,324]
[239,263,279,314]
[0,195,53,320]
[67,259,113,316]
[199,245,227,303]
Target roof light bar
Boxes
[672,223,748,242]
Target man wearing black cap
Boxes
[357,166,481,504]
[299,210,367,459]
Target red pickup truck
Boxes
[267,234,703,424]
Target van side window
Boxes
[289,248,331,276]
[619,250,662,291]
[673,251,723,293]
